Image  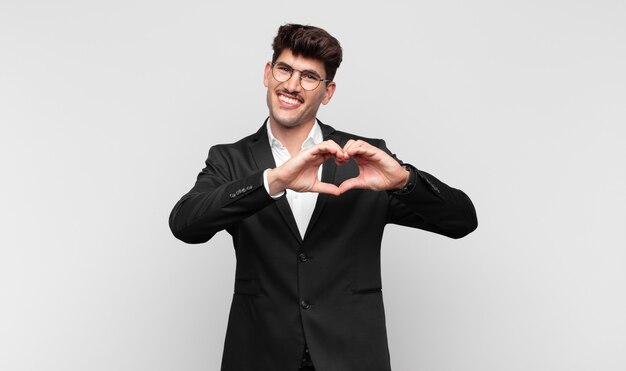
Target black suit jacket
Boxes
[169,120,477,371]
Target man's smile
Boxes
[277,92,304,107]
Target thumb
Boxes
[337,177,364,194]
[310,181,342,196]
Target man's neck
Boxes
[269,119,316,157]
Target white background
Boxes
[1,1,625,370]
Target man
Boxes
[169,24,477,371]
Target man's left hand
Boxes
[338,139,410,194]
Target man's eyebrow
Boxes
[275,61,292,68]
[302,69,322,79]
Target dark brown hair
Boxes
[271,24,343,82]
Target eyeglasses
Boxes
[271,62,331,91]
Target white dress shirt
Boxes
[263,120,324,239]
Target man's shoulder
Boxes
[319,121,393,156]
[208,125,266,153]
[322,123,384,148]
[335,130,381,144]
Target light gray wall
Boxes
[1,1,625,370]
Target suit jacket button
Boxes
[300,300,310,310]
[298,253,308,262]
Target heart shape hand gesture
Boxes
[266,139,410,196]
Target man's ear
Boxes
[263,62,271,87]
[322,81,336,105]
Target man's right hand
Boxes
[266,140,348,196]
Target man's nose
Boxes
[283,71,302,92]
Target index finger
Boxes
[311,140,347,160]
[344,141,379,158]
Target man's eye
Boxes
[302,73,318,82]
[277,66,291,73]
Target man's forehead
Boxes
[276,49,326,75]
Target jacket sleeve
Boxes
[380,140,478,239]
[169,145,277,244]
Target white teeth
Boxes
[279,95,300,105]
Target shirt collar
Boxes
[266,120,323,151]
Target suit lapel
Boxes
[304,122,342,239]
[249,120,303,244]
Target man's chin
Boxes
[271,114,304,129]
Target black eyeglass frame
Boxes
[270,62,331,91]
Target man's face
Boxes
[264,49,336,129]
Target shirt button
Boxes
[298,253,308,262]
[300,300,310,310]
